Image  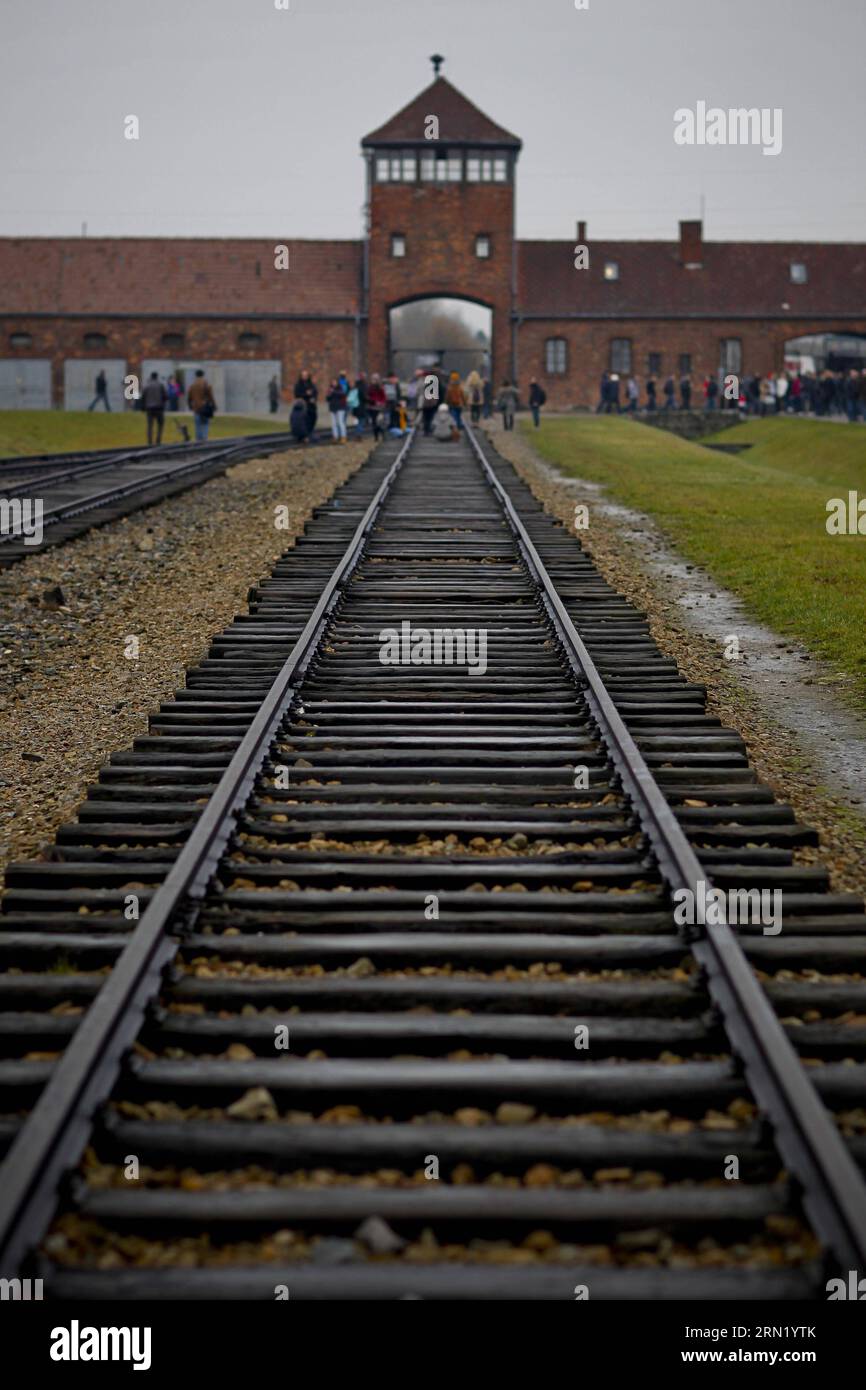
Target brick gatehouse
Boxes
[1,63,864,411]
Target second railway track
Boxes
[0,423,865,1300]
[0,429,328,566]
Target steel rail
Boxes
[0,427,417,1275]
[0,429,330,499]
[0,432,316,562]
[465,421,866,1273]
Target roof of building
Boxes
[362,76,522,149]
[518,239,866,318]
[0,238,363,317]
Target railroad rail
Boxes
[0,423,865,1299]
[0,429,330,565]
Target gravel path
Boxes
[486,421,866,897]
[0,441,371,877]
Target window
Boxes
[391,233,406,258]
[678,353,691,374]
[83,332,108,349]
[161,332,185,350]
[603,261,619,281]
[790,262,808,284]
[647,352,662,376]
[239,332,263,348]
[475,234,491,259]
[9,332,32,349]
[420,155,435,181]
[375,152,417,182]
[466,151,509,183]
[433,155,462,181]
[545,338,567,374]
[720,338,742,375]
[610,339,632,373]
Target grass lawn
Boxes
[0,411,289,459]
[522,414,866,704]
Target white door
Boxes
[63,359,127,411]
[223,360,281,416]
[0,359,52,408]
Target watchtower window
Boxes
[466,153,508,183]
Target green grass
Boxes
[0,411,289,459]
[522,415,866,704]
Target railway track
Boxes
[0,429,329,566]
[0,423,865,1301]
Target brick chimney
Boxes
[576,221,587,244]
[679,219,703,267]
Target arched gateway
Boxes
[388,297,492,381]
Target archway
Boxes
[388,297,492,382]
[784,331,866,373]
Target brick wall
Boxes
[0,316,357,407]
[367,182,514,384]
[515,317,866,409]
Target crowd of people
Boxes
[285,367,548,445]
[596,367,866,421]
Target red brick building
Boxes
[1,70,865,411]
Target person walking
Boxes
[662,376,676,411]
[166,374,182,412]
[482,375,493,420]
[88,368,111,411]
[596,371,610,414]
[367,374,387,441]
[141,372,168,446]
[187,370,216,442]
[704,375,719,411]
[625,375,639,414]
[445,371,466,436]
[327,378,348,443]
[382,373,400,431]
[417,371,439,436]
[465,369,483,424]
[528,378,546,427]
[497,379,519,430]
[608,373,621,413]
[679,373,692,410]
[776,371,789,413]
[294,369,318,436]
[268,376,280,414]
[352,372,368,437]
[645,376,657,412]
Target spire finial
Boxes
[430,54,444,77]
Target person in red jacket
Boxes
[366,374,387,441]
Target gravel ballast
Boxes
[487,420,866,897]
[0,441,371,877]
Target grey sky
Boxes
[1,0,863,243]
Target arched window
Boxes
[239,332,264,349]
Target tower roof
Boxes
[362,76,521,150]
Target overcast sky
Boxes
[1,0,863,243]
